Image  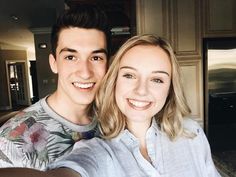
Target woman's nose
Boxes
[134,79,148,96]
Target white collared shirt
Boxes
[49,118,221,177]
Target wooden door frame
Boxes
[5,60,31,109]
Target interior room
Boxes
[0,0,235,176]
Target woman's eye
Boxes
[65,55,76,60]
[152,78,163,83]
[123,74,134,79]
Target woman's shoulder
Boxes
[182,117,202,135]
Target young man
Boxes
[0,4,110,170]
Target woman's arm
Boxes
[0,167,81,177]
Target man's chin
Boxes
[73,97,94,106]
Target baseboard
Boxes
[0,106,11,111]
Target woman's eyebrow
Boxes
[120,66,136,70]
[120,66,170,76]
[152,70,170,76]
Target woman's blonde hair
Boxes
[96,34,191,140]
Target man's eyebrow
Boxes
[59,47,77,54]
[120,66,170,76]
[92,48,108,55]
[59,48,107,55]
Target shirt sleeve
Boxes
[0,137,21,167]
[0,114,49,170]
[48,139,99,177]
[199,127,222,177]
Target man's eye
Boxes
[91,56,103,61]
[65,55,76,60]
[152,78,164,83]
[123,74,135,79]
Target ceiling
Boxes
[0,0,65,59]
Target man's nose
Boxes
[75,60,93,80]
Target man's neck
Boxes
[46,92,92,125]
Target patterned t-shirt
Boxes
[0,97,99,170]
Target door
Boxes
[6,61,30,110]
[30,60,39,104]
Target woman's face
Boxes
[115,45,171,126]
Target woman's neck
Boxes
[140,142,151,162]
[127,119,151,139]
[127,120,152,162]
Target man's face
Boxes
[49,27,107,107]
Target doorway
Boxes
[5,60,31,110]
[29,60,39,104]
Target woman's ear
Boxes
[49,54,58,74]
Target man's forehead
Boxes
[58,27,106,41]
[56,28,107,54]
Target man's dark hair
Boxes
[51,4,110,57]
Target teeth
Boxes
[128,99,150,107]
[73,82,94,89]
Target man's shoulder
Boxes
[0,99,66,170]
[2,97,50,125]
[0,98,54,140]
[0,112,48,142]
[23,98,44,112]
[0,102,51,169]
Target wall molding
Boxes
[179,59,203,123]
[30,27,51,35]
[0,106,11,111]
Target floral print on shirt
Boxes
[0,109,98,169]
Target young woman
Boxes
[0,34,220,177]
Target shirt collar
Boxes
[113,117,161,147]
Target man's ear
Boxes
[49,54,58,74]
